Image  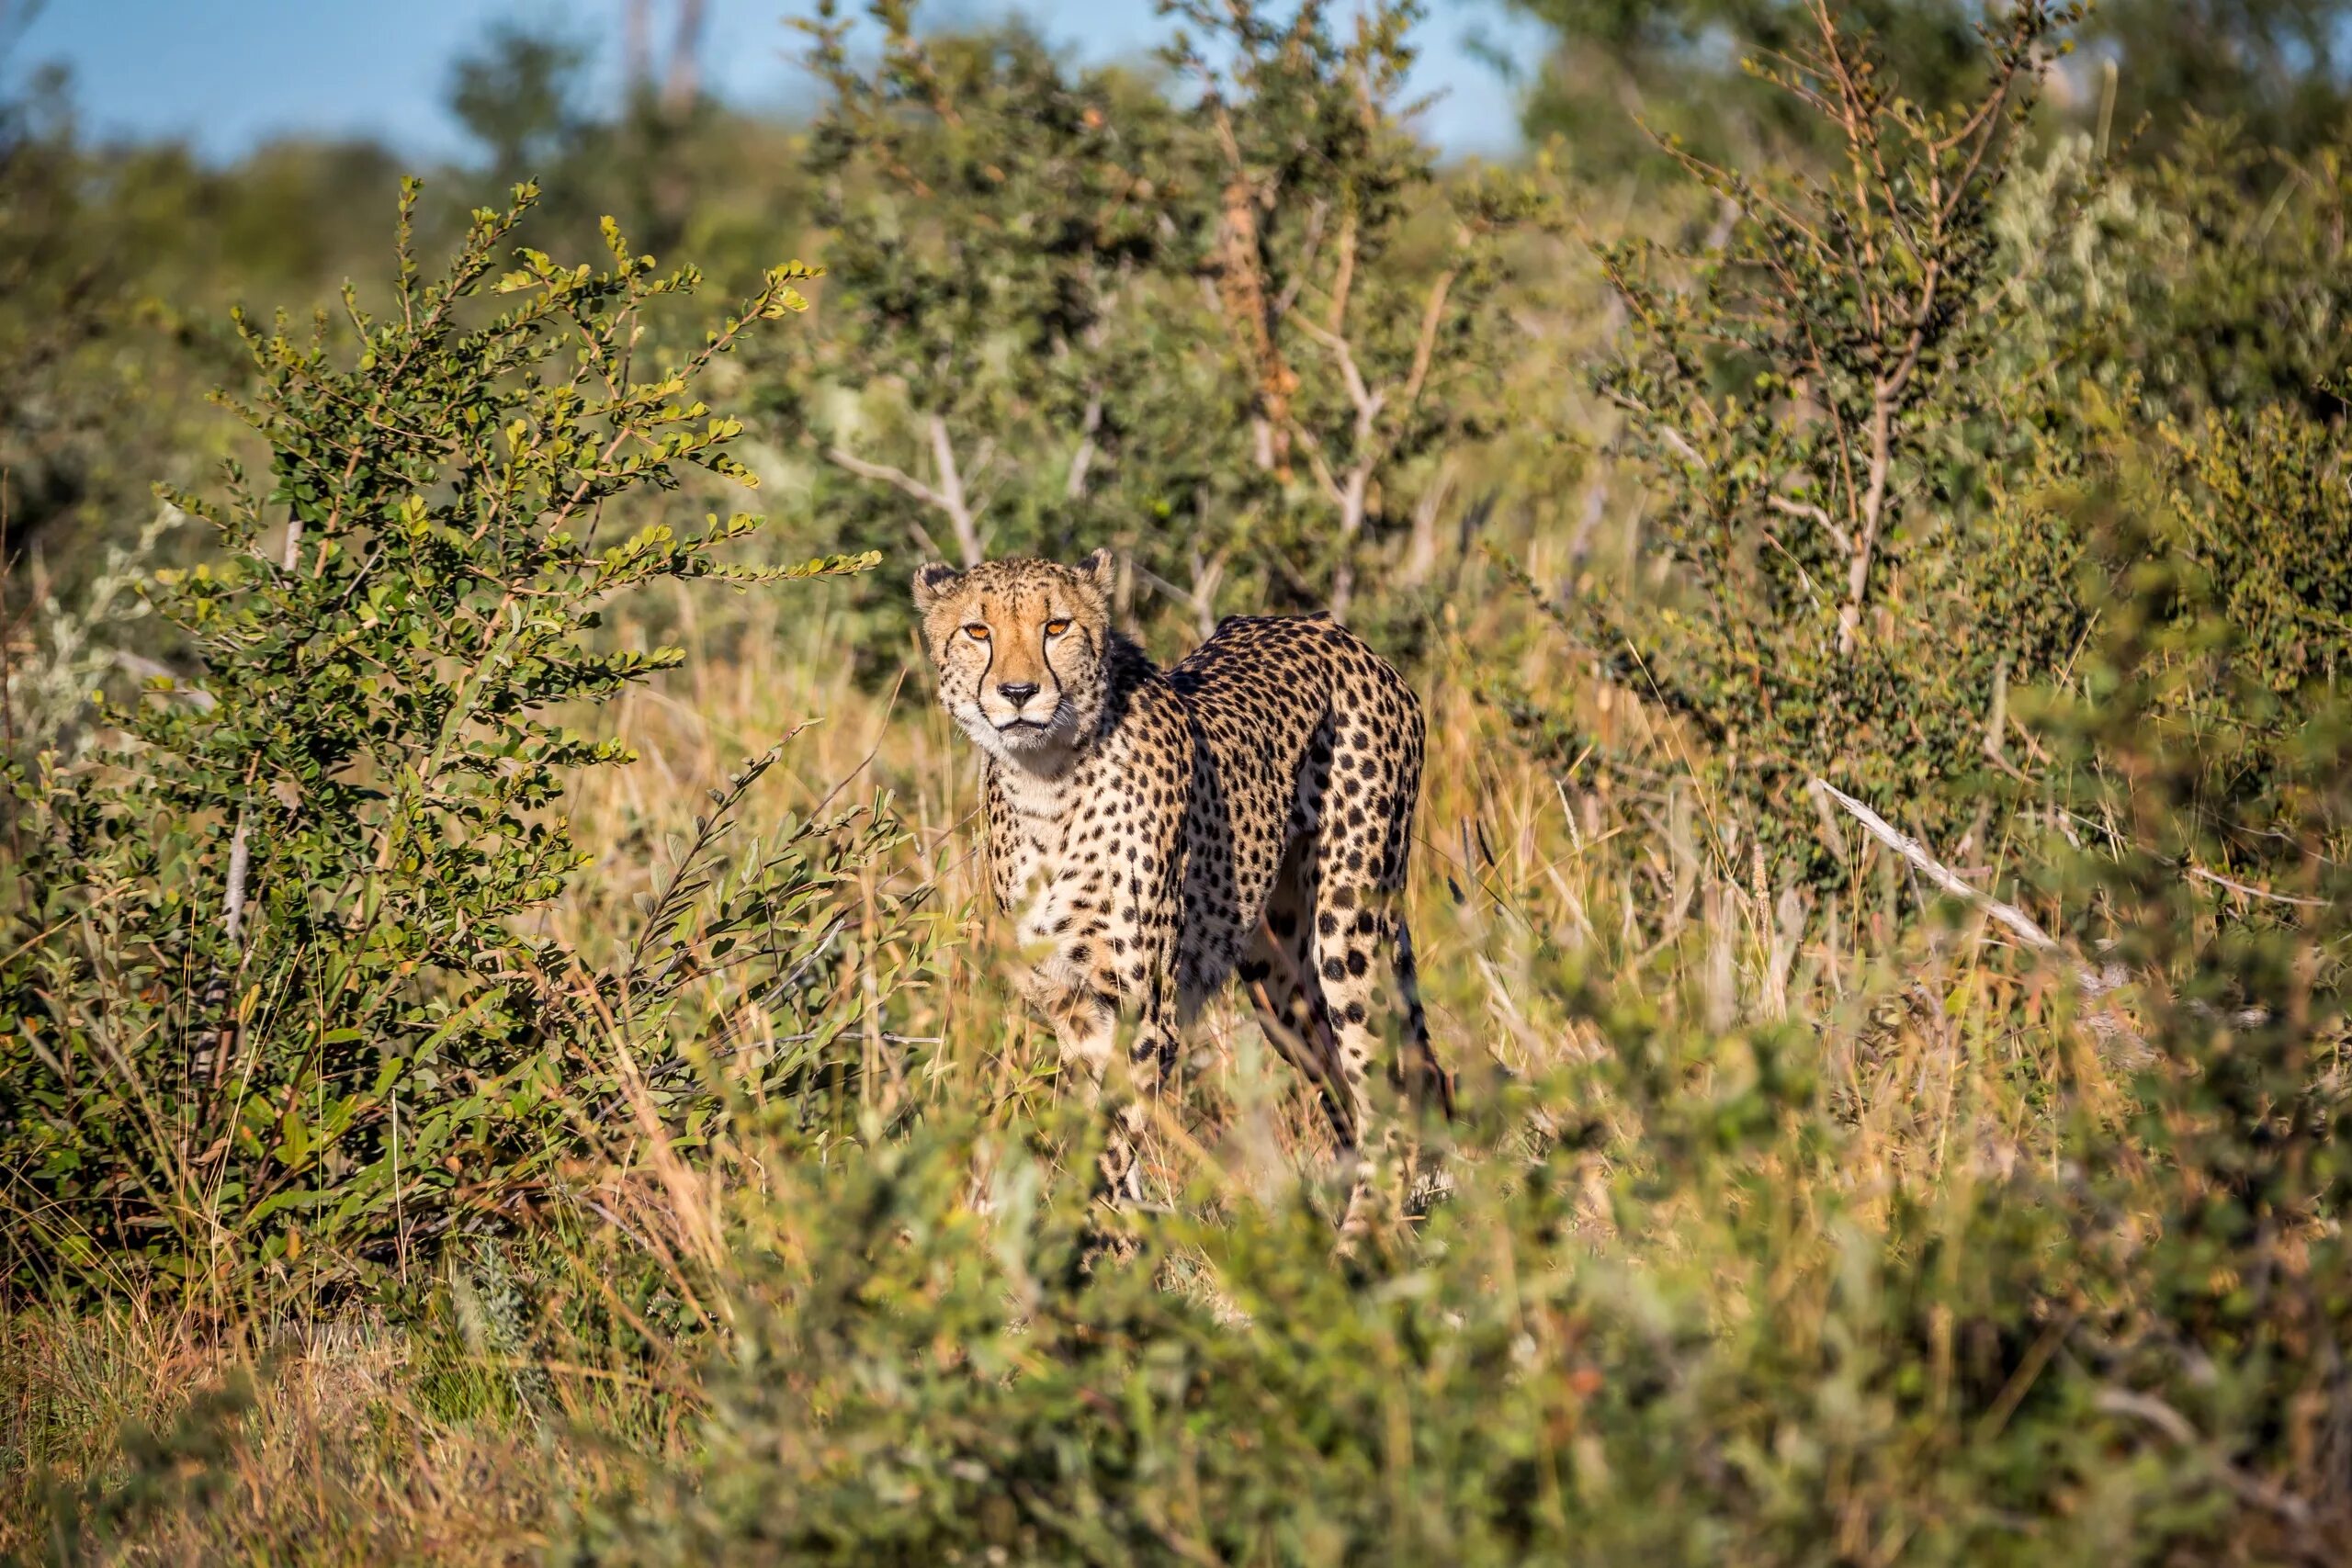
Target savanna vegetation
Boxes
[4,0,2351,1561]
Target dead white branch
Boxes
[825,420,984,569]
[1810,780,2283,1045]
[1809,779,2055,951]
[1400,456,1458,586]
[1767,492,1854,555]
[2187,865,2332,910]
[1066,390,1104,502]
[224,818,250,947]
[927,413,983,567]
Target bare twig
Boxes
[1065,390,1104,502]
[1290,311,1380,429]
[1399,455,1457,587]
[2094,1386,2316,1531]
[1807,779,2291,1048]
[927,413,982,567]
[2187,865,2333,909]
[1767,493,1854,555]
[1132,558,1225,641]
[1325,210,1358,334]
[1842,256,1940,651]
[223,820,251,948]
[1811,779,2061,953]
[1397,266,1458,413]
[825,426,982,568]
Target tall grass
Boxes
[6,17,2348,1551]
[8,535,2244,1563]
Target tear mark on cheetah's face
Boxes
[913,548,1115,772]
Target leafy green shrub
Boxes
[0,182,896,1294]
[2157,400,2352,699]
[784,2,1193,585]
[2120,126,2352,422]
[573,818,2351,1564]
[2021,482,2352,1554]
[773,0,1545,646]
[1579,0,2087,886]
[1508,0,2352,169]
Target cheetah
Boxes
[914,548,1452,1231]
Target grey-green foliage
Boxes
[2,503,185,760]
[1576,1,2086,885]
[572,756,2352,1566]
[774,0,1548,645]
[2109,124,2352,421]
[0,183,902,1292]
[1992,120,2352,426]
[1509,0,2352,165]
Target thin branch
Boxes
[1324,210,1358,334]
[1065,391,1103,502]
[1294,432,1351,513]
[1289,310,1381,428]
[1396,266,1459,416]
[1842,255,1941,650]
[1604,389,1711,470]
[2187,865,2333,910]
[902,517,948,565]
[1767,493,1853,555]
[1808,779,2056,952]
[223,818,251,947]
[824,430,982,569]
[825,446,948,512]
[1273,197,1331,324]
[1399,454,1457,586]
[926,414,982,568]
[2094,1387,2316,1531]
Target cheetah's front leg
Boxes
[1020,861,1182,1208]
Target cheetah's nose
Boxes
[997,682,1040,707]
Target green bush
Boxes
[771,0,1547,645]
[0,184,898,1295]
[1575,1,2087,886]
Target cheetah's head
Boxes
[914,549,1116,770]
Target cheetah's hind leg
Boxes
[1240,842,1358,1156]
[1389,908,1454,1122]
[1306,728,1453,1245]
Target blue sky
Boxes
[14,1,1544,163]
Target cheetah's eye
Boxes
[1044,618,1071,637]
[963,623,991,642]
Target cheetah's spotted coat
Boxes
[915,549,1451,1223]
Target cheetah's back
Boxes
[1163,615,1426,1005]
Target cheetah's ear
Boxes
[1077,547,1116,597]
[911,561,961,610]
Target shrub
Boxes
[775,0,1547,641]
[1580,0,2086,885]
[0,183,895,1295]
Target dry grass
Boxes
[0,549,2136,1563]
